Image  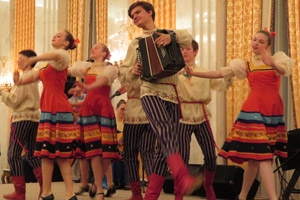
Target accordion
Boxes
[136,30,186,82]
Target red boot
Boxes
[203,169,216,200]
[143,174,165,200]
[173,181,183,200]
[3,176,26,200]
[127,181,143,200]
[167,153,203,196]
[33,166,43,199]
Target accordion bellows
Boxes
[137,30,185,82]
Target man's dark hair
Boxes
[128,1,155,21]
[19,49,37,68]
[191,40,199,51]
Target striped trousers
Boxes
[141,96,180,176]
[178,121,217,171]
[8,120,41,176]
[123,123,156,182]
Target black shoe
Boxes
[75,185,90,195]
[89,183,97,198]
[105,185,116,197]
[41,193,54,200]
[73,179,81,183]
[115,185,125,190]
[68,195,78,200]
[123,185,130,190]
[97,192,104,199]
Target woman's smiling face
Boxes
[251,32,270,55]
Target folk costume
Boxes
[34,49,77,159]
[218,51,294,163]
[69,61,119,159]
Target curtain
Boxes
[287,0,300,128]
[67,0,85,65]
[129,0,176,38]
[226,0,262,165]
[151,0,176,29]
[12,0,35,62]
[95,0,108,44]
[226,0,262,132]
[13,0,36,162]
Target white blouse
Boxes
[220,51,294,80]
[48,49,70,71]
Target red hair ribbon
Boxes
[263,27,276,37]
[270,32,276,37]
[74,38,80,44]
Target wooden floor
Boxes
[0,182,205,200]
[0,181,275,200]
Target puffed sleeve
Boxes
[68,61,93,78]
[173,29,193,48]
[97,65,119,85]
[210,77,233,91]
[220,59,247,80]
[48,49,70,71]
[0,71,36,109]
[0,86,26,109]
[273,51,294,77]
[119,39,140,84]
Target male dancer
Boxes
[120,2,202,199]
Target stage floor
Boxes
[0,181,203,200]
[0,181,271,200]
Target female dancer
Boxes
[68,43,119,200]
[185,30,294,200]
[1,50,42,200]
[14,30,78,200]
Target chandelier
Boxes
[0,56,14,87]
[108,18,138,65]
